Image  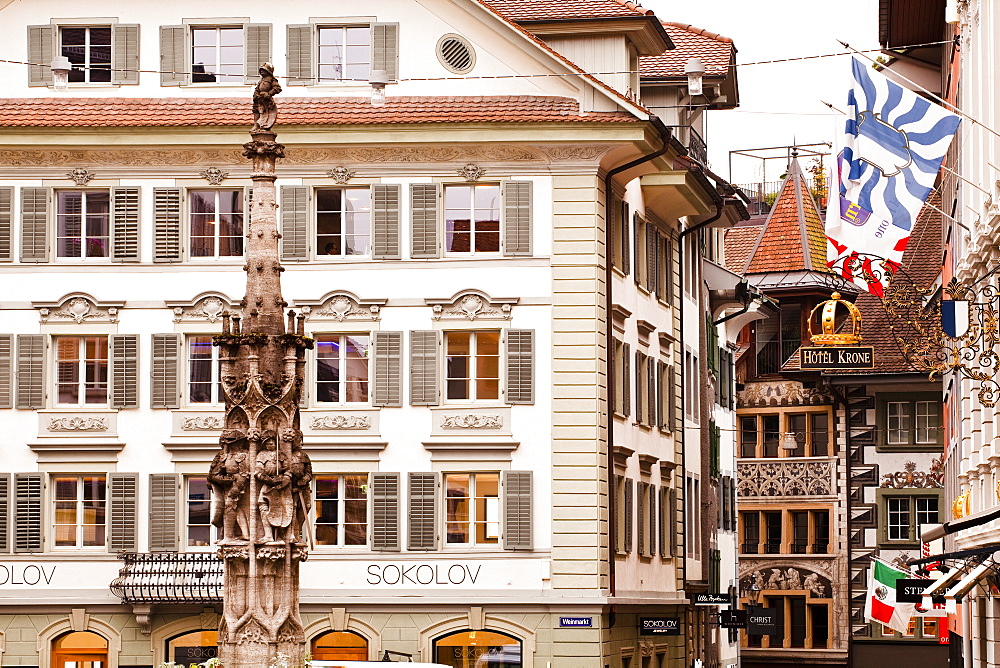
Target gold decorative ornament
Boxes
[808,291,863,345]
[953,490,971,519]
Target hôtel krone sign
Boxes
[799,292,874,370]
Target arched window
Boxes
[53,631,108,668]
[433,629,522,668]
[310,630,368,661]
[166,630,218,665]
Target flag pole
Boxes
[839,40,1000,142]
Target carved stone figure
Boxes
[252,63,281,132]
[804,572,826,598]
[209,430,250,543]
[286,429,313,544]
[753,570,765,591]
[255,431,293,543]
[786,568,802,590]
[766,568,785,590]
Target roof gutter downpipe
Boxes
[603,117,673,598]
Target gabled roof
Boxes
[723,224,763,273]
[640,22,735,79]
[0,96,636,127]
[742,157,829,275]
[483,0,653,21]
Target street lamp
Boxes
[685,57,706,97]
[369,69,388,106]
[50,56,72,91]
[781,431,798,451]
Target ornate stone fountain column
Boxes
[210,64,314,668]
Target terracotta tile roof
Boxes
[724,225,762,273]
[0,96,637,127]
[743,158,830,275]
[483,0,652,21]
[640,23,735,78]
[827,194,942,375]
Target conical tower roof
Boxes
[742,155,828,275]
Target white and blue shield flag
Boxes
[827,58,961,296]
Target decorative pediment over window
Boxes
[296,291,387,322]
[34,293,124,324]
[165,292,241,324]
[425,290,518,321]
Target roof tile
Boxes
[0,96,636,127]
[483,0,652,21]
[640,22,735,78]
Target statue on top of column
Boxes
[252,62,282,132]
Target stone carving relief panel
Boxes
[737,459,835,497]
[166,293,241,324]
[739,565,831,599]
[425,290,518,321]
[297,292,385,322]
[35,294,123,324]
[880,459,945,489]
[738,380,833,408]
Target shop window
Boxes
[166,630,218,665]
[311,630,368,661]
[53,631,108,668]
[434,629,522,668]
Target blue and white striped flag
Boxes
[827,58,960,295]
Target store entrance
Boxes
[311,630,368,661]
[52,631,108,668]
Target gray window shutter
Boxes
[160,25,188,86]
[659,487,668,557]
[372,184,401,259]
[622,343,630,418]
[371,23,399,82]
[14,473,42,553]
[505,329,534,404]
[655,360,664,429]
[410,184,439,258]
[647,356,656,426]
[371,472,400,551]
[634,351,643,424]
[149,473,179,552]
[666,365,676,430]
[637,482,646,556]
[16,334,44,410]
[409,330,439,406]
[286,25,314,86]
[633,214,642,286]
[502,471,532,550]
[244,24,273,84]
[671,234,682,311]
[151,333,181,409]
[407,472,438,551]
[624,478,633,553]
[110,334,139,409]
[373,331,402,407]
[668,488,678,556]
[112,187,140,262]
[280,186,309,261]
[108,473,138,552]
[673,351,683,431]
[502,181,531,256]
[621,202,630,276]
[648,483,657,556]
[0,187,12,262]
[646,223,657,292]
[0,335,11,409]
[0,474,8,552]
[20,187,49,263]
[153,188,182,262]
[28,25,55,87]
[112,24,140,85]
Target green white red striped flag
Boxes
[864,558,916,633]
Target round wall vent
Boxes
[437,34,476,74]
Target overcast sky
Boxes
[642,0,880,184]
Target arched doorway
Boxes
[52,631,108,668]
[434,629,522,668]
[166,629,219,665]
[311,630,368,661]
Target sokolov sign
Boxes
[0,560,121,594]
[301,559,546,590]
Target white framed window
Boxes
[444,472,499,546]
[56,190,111,259]
[187,335,222,404]
[915,400,940,444]
[55,336,108,406]
[887,497,911,540]
[316,188,371,257]
[186,476,216,548]
[445,331,500,402]
[315,334,370,404]
[314,474,368,546]
[53,475,106,549]
[317,25,371,82]
[888,402,910,445]
[444,184,500,254]
[60,26,112,83]
[191,26,244,83]
[916,496,939,533]
[189,189,244,258]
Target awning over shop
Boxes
[909,543,1000,611]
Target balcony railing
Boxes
[110,552,223,603]
[737,457,837,497]
[666,125,708,165]
[733,179,828,217]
